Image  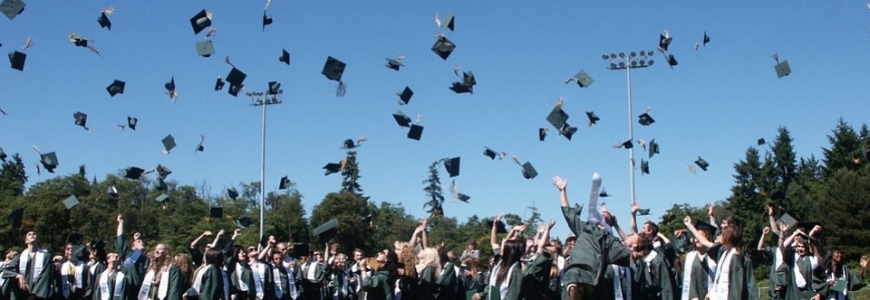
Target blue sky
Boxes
[2,1,869,239]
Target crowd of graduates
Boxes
[1,173,869,300]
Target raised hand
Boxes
[217,229,225,236]
[117,214,123,223]
[631,202,640,215]
[203,231,213,236]
[861,255,868,269]
[707,204,714,216]
[779,221,789,233]
[552,176,568,191]
[763,227,770,235]
[683,216,693,225]
[766,204,774,216]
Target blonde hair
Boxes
[415,248,440,276]
[396,242,417,278]
[147,243,173,272]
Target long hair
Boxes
[148,243,173,272]
[436,245,450,268]
[204,248,224,268]
[415,248,440,277]
[463,257,482,275]
[719,224,744,253]
[174,253,195,288]
[496,239,526,285]
[397,242,417,279]
[379,251,400,278]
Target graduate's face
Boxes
[153,244,167,259]
[793,241,807,255]
[107,253,119,264]
[25,231,37,244]
[354,251,364,262]
[64,244,73,259]
[6,250,19,260]
[832,250,843,263]
[272,253,283,265]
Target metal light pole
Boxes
[247,88,283,243]
[602,51,655,204]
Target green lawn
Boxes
[755,279,870,300]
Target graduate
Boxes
[269,247,298,300]
[434,246,457,300]
[819,248,867,300]
[459,257,486,298]
[299,244,331,300]
[757,224,786,300]
[1,231,56,300]
[684,216,758,300]
[0,249,20,299]
[59,239,89,300]
[175,253,196,291]
[192,248,230,300]
[137,243,184,300]
[680,220,717,300]
[414,248,439,300]
[326,253,352,299]
[114,214,148,300]
[85,240,108,300]
[394,242,418,300]
[347,248,370,300]
[360,250,398,300]
[781,223,825,300]
[631,233,678,300]
[250,239,273,300]
[227,243,256,300]
[95,253,126,300]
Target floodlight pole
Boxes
[249,91,283,244]
[604,51,654,205]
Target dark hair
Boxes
[437,245,449,268]
[643,221,659,236]
[496,239,526,285]
[467,239,477,247]
[379,251,400,278]
[205,248,224,267]
[720,224,744,250]
[723,215,742,228]
[636,233,654,252]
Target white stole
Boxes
[157,268,170,299]
[236,263,250,291]
[0,261,7,288]
[138,269,170,300]
[19,248,46,283]
[272,267,284,299]
[612,265,624,300]
[709,249,735,300]
[193,265,231,300]
[829,272,847,299]
[61,261,85,298]
[100,270,125,300]
[794,254,817,289]
[306,262,318,280]
[488,262,518,300]
[252,263,265,299]
[680,251,698,300]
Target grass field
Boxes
[755,279,870,300]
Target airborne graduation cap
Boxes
[8,208,23,229]
[107,186,118,198]
[637,208,651,216]
[566,70,594,88]
[431,34,455,60]
[63,195,80,210]
[73,111,91,132]
[772,52,791,78]
[614,139,633,149]
[638,109,655,126]
[314,219,338,243]
[226,66,247,97]
[195,135,205,152]
[214,77,225,91]
[658,30,672,51]
[40,152,58,173]
[156,164,172,179]
[546,101,569,131]
[640,159,650,175]
[190,9,212,35]
[0,0,25,20]
[511,155,537,179]
[694,157,709,171]
[483,147,497,160]
[666,54,678,68]
[156,193,170,203]
[124,167,147,179]
[279,49,290,65]
[385,57,404,71]
[586,112,600,126]
[227,188,239,200]
[106,80,125,97]
[278,176,291,190]
[538,128,547,141]
[392,110,412,127]
[210,207,223,219]
[196,41,215,57]
[443,157,460,178]
[236,215,254,228]
[162,135,176,154]
[97,7,113,30]
[439,13,455,31]
[262,11,273,31]
[126,116,138,130]
[323,162,343,176]
[408,115,424,141]
[450,179,470,203]
[322,56,347,97]
[397,86,413,105]
[450,71,476,94]
[9,50,26,71]
[0,146,7,161]
[648,139,660,158]
[486,219,507,234]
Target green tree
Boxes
[821,119,862,176]
[264,182,309,244]
[423,161,444,217]
[310,190,373,253]
[819,169,870,260]
[341,151,363,194]
[0,153,28,197]
[367,202,418,252]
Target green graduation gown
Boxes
[361,270,395,300]
[435,262,457,300]
[633,251,677,300]
[706,244,759,300]
[114,235,146,300]
[560,206,632,288]
[1,248,56,300]
[197,265,229,300]
[85,262,107,300]
[415,266,436,300]
[94,269,125,300]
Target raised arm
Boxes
[323,243,330,264]
[420,218,429,249]
[684,216,715,249]
[116,213,124,237]
[190,231,212,249]
[630,201,639,234]
[766,205,780,236]
[490,214,502,251]
[258,236,275,261]
[707,204,718,229]
[777,222,789,249]
[757,226,770,251]
[782,227,803,251]
[537,221,555,255]
[208,230,225,249]
[657,233,671,245]
[808,225,825,260]
[611,215,630,242]
[554,176,569,208]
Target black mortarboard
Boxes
[127,116,137,130]
[195,139,205,153]
[586,111,599,126]
[694,157,709,171]
[693,220,717,237]
[210,207,223,219]
[214,77,225,91]
[227,188,238,200]
[431,35,455,60]
[616,139,633,149]
[155,193,170,203]
[262,11,273,31]
[408,124,424,141]
[398,86,413,105]
[292,243,310,256]
[393,110,412,127]
[236,215,254,228]
[440,13,455,31]
[63,195,80,210]
[757,138,766,146]
[97,12,111,30]
[195,41,214,57]
[226,68,247,87]
[648,139,660,158]
[599,189,610,197]
[162,135,176,154]
[8,208,23,229]
[641,159,649,175]
[8,51,25,71]
[40,152,58,173]
[455,193,470,202]
[486,220,507,234]
[0,0,25,20]
[546,106,569,131]
[228,84,243,97]
[341,139,358,150]
[314,219,338,243]
[124,167,146,179]
[796,221,822,232]
[73,112,89,129]
[259,235,269,247]
[107,186,118,198]
[449,81,472,94]
[538,128,547,141]
[88,239,107,251]
[324,163,342,176]
[560,124,578,141]
[321,56,346,82]
[484,148,497,160]
[279,176,290,190]
[638,113,655,126]
[67,232,84,245]
[268,81,281,95]
[521,162,537,179]
[571,70,594,88]
[385,58,403,71]
[659,34,672,51]
[106,80,125,97]
[703,32,710,46]
[637,208,651,216]
[667,54,678,67]
[443,157,460,177]
[279,49,290,65]
[775,60,791,78]
[778,213,798,228]
[189,10,211,35]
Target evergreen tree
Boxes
[310,190,372,253]
[821,119,861,176]
[423,160,444,217]
[341,151,363,194]
[0,153,28,197]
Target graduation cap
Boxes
[162,135,176,154]
[397,86,413,105]
[483,148,497,160]
[599,189,610,198]
[292,243,310,256]
[154,193,169,203]
[88,239,107,251]
[73,112,90,131]
[666,54,678,68]
[262,11,273,31]
[408,124,424,141]
[778,213,798,228]
[568,70,594,88]
[155,177,167,191]
[449,81,472,94]
[638,113,655,126]
[214,77,225,91]
[314,219,338,243]
[155,164,171,180]
[194,40,214,57]
[341,138,359,150]
[694,157,709,171]
[774,60,791,78]
[0,0,25,20]
[227,188,238,200]
[640,159,650,175]
[702,32,710,46]
[40,152,58,173]
[560,124,578,141]
[226,68,247,88]
[8,51,25,71]
[648,139,660,158]
[189,9,212,35]
[614,139,633,149]
[393,110,412,127]
[659,31,672,51]
[105,186,118,199]
[486,220,507,234]
[431,34,455,60]
[324,162,342,176]
[124,167,146,179]
[538,128,547,141]
[443,157,460,177]
[586,111,599,126]
[278,176,290,190]
[757,138,766,146]
[127,116,137,130]
[106,80,125,97]
[521,162,537,179]
[440,13,455,31]
[195,135,205,152]
[267,81,281,95]
[385,57,403,71]
[322,56,346,82]
[97,9,112,30]
[692,220,717,237]
[210,207,223,219]
[546,106,569,131]
[279,49,290,65]
[450,71,476,94]
[63,195,80,210]
[637,208,651,216]
[8,208,23,229]
[236,215,254,228]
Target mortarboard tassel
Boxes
[102,7,114,16]
[22,37,32,51]
[336,81,346,97]
[34,162,41,175]
[206,27,217,38]
[453,64,461,77]
[264,0,272,10]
